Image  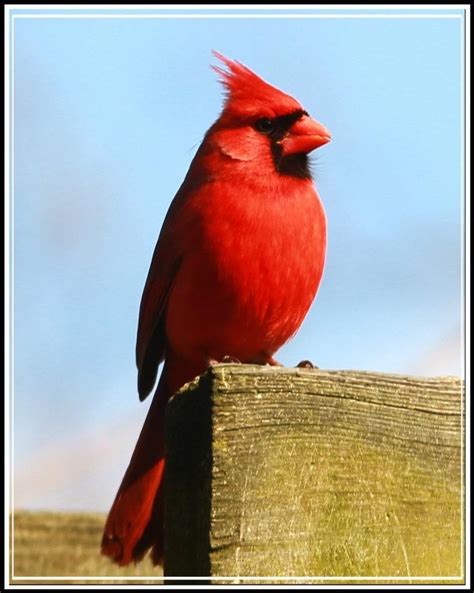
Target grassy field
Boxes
[10,508,463,585]
[10,511,163,585]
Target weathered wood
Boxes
[164,365,464,584]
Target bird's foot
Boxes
[208,355,242,366]
[248,353,283,366]
[265,356,283,367]
[296,359,319,369]
[220,355,242,364]
[208,355,283,366]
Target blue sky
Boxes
[10,7,465,511]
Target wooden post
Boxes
[164,365,464,585]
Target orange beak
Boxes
[280,114,331,156]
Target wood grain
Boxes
[164,365,464,584]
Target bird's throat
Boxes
[271,144,312,179]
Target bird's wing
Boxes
[135,142,212,401]
[135,180,194,401]
[135,239,181,400]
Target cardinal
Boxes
[101,52,330,566]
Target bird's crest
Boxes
[211,51,302,118]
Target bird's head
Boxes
[209,51,331,179]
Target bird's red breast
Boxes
[165,172,326,369]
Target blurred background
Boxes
[11,7,464,513]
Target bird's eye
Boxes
[255,118,275,134]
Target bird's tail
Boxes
[101,369,171,566]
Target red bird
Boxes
[101,52,330,566]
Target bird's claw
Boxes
[220,355,242,364]
[208,355,242,366]
[266,356,283,367]
[296,359,318,369]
